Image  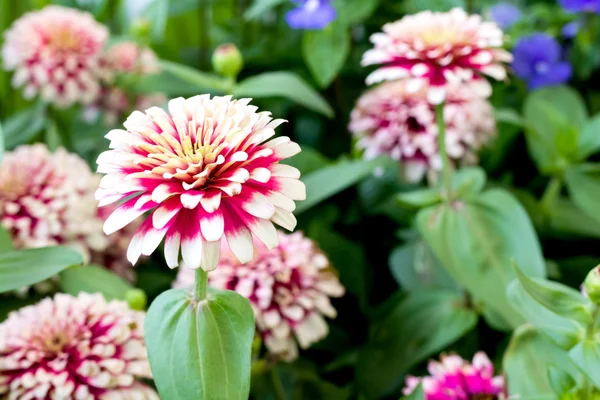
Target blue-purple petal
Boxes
[285,0,337,30]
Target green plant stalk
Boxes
[435,102,453,202]
[583,307,600,399]
[194,269,208,301]
[270,367,286,400]
[540,177,562,217]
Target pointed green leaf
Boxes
[302,22,350,88]
[0,247,83,293]
[157,60,233,93]
[565,163,600,226]
[0,225,14,254]
[578,114,600,159]
[244,0,286,20]
[569,340,600,389]
[233,71,334,118]
[145,288,255,399]
[60,264,132,301]
[417,189,546,327]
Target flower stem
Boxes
[194,269,208,301]
[270,366,286,400]
[540,177,562,217]
[435,102,453,202]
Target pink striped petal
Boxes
[200,211,224,242]
[199,191,222,213]
[180,192,203,209]
[152,197,182,229]
[151,182,183,203]
[103,196,155,235]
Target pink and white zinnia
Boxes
[361,8,512,104]
[403,352,507,399]
[2,5,109,107]
[96,95,306,271]
[174,231,345,361]
[0,293,157,399]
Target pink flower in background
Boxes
[89,87,167,126]
[174,231,345,361]
[0,144,107,260]
[0,293,157,399]
[96,95,306,271]
[1,5,109,107]
[361,8,512,104]
[349,80,496,182]
[403,352,506,399]
[103,41,161,75]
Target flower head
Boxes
[512,33,572,89]
[403,352,506,399]
[103,41,160,75]
[559,0,600,13]
[96,95,306,271]
[2,5,109,107]
[487,3,522,30]
[0,144,107,259]
[0,292,157,399]
[285,0,337,30]
[361,8,512,104]
[562,21,581,39]
[174,231,344,361]
[349,80,496,182]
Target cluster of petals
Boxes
[103,42,161,76]
[361,8,512,104]
[0,292,157,399]
[2,5,109,108]
[96,95,306,271]
[403,352,507,399]
[349,80,496,182]
[174,231,345,361]
[0,144,107,259]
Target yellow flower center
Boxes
[49,27,81,52]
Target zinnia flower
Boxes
[403,352,506,399]
[96,95,306,271]
[285,0,337,30]
[361,8,512,104]
[0,293,157,399]
[512,33,572,90]
[487,3,522,30]
[349,80,496,182]
[174,231,345,361]
[0,144,107,259]
[1,5,109,107]
[103,41,161,75]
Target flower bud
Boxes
[212,43,243,78]
[584,265,600,305]
[130,17,151,41]
[125,288,147,310]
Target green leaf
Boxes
[549,198,600,238]
[417,189,546,328]
[297,157,393,214]
[396,187,442,208]
[233,71,334,118]
[244,0,287,20]
[0,225,14,254]
[60,265,132,301]
[577,114,600,160]
[523,85,587,173]
[504,325,581,398]
[302,22,350,88]
[547,365,577,396]
[569,341,600,389]
[0,119,4,163]
[402,0,464,13]
[2,103,47,149]
[282,145,330,175]
[0,247,83,293]
[512,264,593,326]
[507,280,585,348]
[357,290,477,399]
[495,108,524,126]
[389,240,458,292]
[565,163,600,226]
[158,60,233,93]
[401,384,424,400]
[45,119,62,151]
[333,0,378,25]
[145,288,255,400]
[143,0,169,43]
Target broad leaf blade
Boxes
[0,247,83,293]
[233,71,334,118]
[60,265,132,300]
[145,288,254,399]
[565,164,600,226]
[302,22,350,88]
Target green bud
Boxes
[125,288,148,310]
[130,17,151,41]
[584,265,600,305]
[212,43,244,78]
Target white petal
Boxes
[199,192,221,213]
[247,219,279,250]
[241,191,275,219]
[200,213,224,242]
[277,178,306,201]
[164,233,181,269]
[181,236,203,270]
[226,228,254,264]
[271,208,297,231]
[201,240,221,272]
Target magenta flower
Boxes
[349,80,496,182]
[1,5,109,107]
[174,231,345,361]
[0,293,158,399]
[403,352,506,399]
[96,95,306,271]
[361,8,512,104]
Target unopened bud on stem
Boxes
[212,43,243,78]
[584,265,600,305]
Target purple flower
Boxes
[559,0,600,12]
[285,0,336,30]
[562,20,581,38]
[512,33,572,89]
[488,3,522,30]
